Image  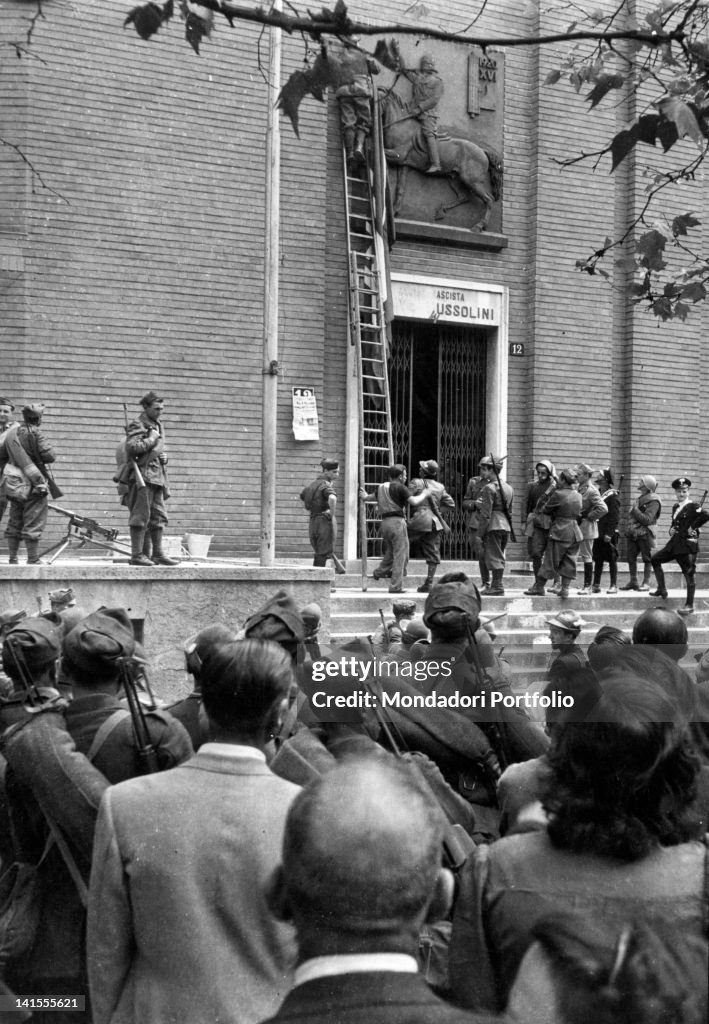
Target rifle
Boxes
[41,504,133,563]
[25,426,63,499]
[489,454,516,543]
[118,657,160,775]
[122,403,146,490]
[463,615,510,775]
[361,679,476,871]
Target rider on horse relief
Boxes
[397,53,444,173]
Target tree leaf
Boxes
[585,72,624,108]
[680,281,707,302]
[277,50,335,136]
[181,1,214,54]
[658,96,702,141]
[610,127,639,171]
[656,118,679,151]
[672,212,701,236]
[544,69,562,86]
[673,301,690,320]
[124,2,166,41]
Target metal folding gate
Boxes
[388,321,488,560]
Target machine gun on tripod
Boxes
[39,504,133,563]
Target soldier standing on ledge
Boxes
[0,403,55,565]
[0,397,18,527]
[651,476,709,616]
[122,391,180,567]
[300,459,345,571]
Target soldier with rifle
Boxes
[651,476,709,616]
[477,455,514,596]
[0,607,192,1017]
[115,391,180,567]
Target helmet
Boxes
[420,54,437,72]
[479,455,503,471]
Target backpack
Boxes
[0,465,31,504]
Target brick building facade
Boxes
[0,0,706,559]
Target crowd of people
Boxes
[0,568,705,1024]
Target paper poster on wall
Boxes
[292,387,319,441]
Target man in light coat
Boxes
[87,638,300,1024]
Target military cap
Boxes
[559,467,578,485]
[300,603,322,631]
[49,588,76,612]
[392,599,416,618]
[184,623,238,675]
[672,476,691,489]
[423,577,481,632]
[63,607,135,672]
[419,459,439,478]
[575,463,594,477]
[243,589,306,646]
[22,403,45,419]
[320,458,339,471]
[639,474,657,492]
[544,610,587,635]
[401,617,429,645]
[599,467,614,488]
[140,391,163,407]
[420,53,438,71]
[0,609,27,632]
[3,616,62,672]
[0,398,15,410]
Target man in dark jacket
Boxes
[300,459,344,571]
[651,476,709,615]
[526,468,583,599]
[263,758,496,1024]
[591,467,621,593]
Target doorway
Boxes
[388,320,488,559]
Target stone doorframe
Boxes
[343,273,509,562]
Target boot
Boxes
[425,135,442,173]
[591,565,602,594]
[524,577,546,596]
[417,564,437,593]
[487,569,505,596]
[549,576,562,595]
[479,558,490,591]
[151,527,180,566]
[353,129,367,165]
[531,555,542,578]
[650,564,668,599]
[143,532,153,560]
[342,127,355,167]
[620,560,639,590]
[130,527,154,567]
[679,577,696,616]
[607,563,618,594]
[559,579,570,599]
[26,539,44,565]
[7,536,20,565]
[638,563,653,591]
[577,563,593,595]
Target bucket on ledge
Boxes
[184,533,213,559]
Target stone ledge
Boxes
[395,219,508,250]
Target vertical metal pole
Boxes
[260,0,282,565]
